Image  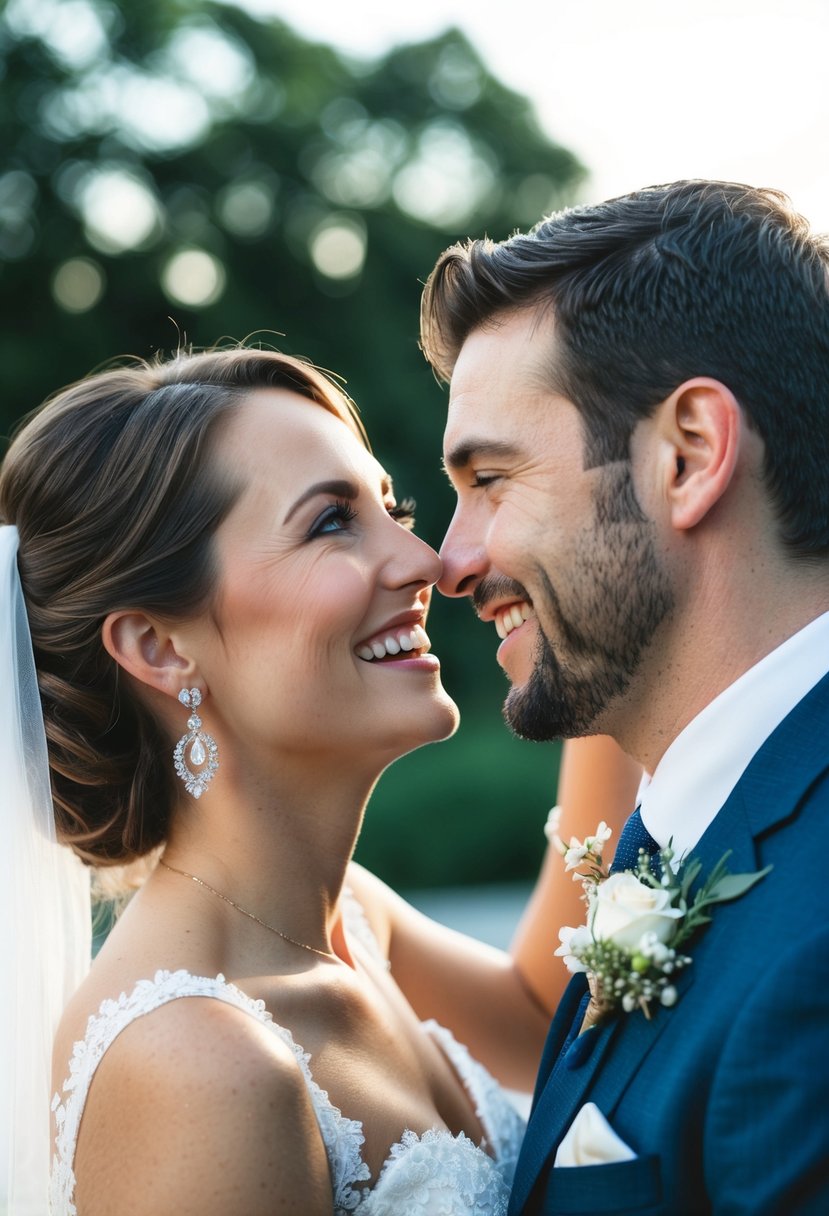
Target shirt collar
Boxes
[638,610,829,860]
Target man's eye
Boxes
[388,496,416,530]
[471,472,499,488]
[309,500,357,537]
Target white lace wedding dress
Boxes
[50,893,526,1215]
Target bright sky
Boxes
[241,0,829,232]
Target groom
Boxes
[421,181,829,1213]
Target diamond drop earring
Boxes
[173,687,219,799]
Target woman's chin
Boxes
[432,691,461,741]
[422,686,460,739]
[380,693,460,761]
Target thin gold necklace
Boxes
[158,858,339,962]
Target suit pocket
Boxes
[540,1154,661,1213]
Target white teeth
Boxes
[411,625,429,648]
[495,601,535,641]
[356,624,430,661]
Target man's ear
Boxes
[102,611,197,697]
[657,378,741,531]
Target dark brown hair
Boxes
[421,179,829,558]
[0,347,365,865]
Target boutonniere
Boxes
[546,808,771,1027]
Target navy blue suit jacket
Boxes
[509,671,829,1215]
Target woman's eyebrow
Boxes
[282,478,358,524]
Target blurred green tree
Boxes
[0,0,585,887]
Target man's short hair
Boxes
[421,180,829,558]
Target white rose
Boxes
[590,872,684,952]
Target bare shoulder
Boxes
[71,993,332,1216]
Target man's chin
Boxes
[502,684,563,742]
[503,675,604,742]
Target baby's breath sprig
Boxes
[544,806,612,899]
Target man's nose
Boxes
[437,509,489,598]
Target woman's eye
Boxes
[388,496,416,530]
[310,500,358,537]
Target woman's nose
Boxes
[386,522,443,590]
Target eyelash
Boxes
[388,496,416,529]
[311,500,358,536]
[310,495,417,537]
[471,473,499,488]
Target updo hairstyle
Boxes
[0,347,365,867]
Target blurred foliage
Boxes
[357,706,563,890]
[0,0,584,887]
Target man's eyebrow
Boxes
[442,439,522,473]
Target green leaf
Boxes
[679,857,703,900]
[703,866,772,905]
[672,913,712,946]
[702,852,733,889]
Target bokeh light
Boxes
[308,216,367,280]
[80,168,162,254]
[217,179,276,238]
[51,257,105,313]
[161,248,226,307]
[392,121,495,227]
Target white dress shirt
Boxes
[637,611,829,860]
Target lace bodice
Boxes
[50,900,525,1215]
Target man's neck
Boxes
[613,569,829,774]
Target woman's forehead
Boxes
[219,388,388,498]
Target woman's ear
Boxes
[657,378,742,531]
[102,611,197,697]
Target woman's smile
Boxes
[355,610,431,662]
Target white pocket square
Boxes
[553,1101,636,1167]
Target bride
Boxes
[0,347,638,1215]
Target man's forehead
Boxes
[444,313,564,461]
[451,307,555,387]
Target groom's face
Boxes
[438,308,673,740]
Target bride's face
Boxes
[195,389,458,769]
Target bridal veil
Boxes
[0,525,91,1215]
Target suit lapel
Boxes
[511,1015,617,1213]
[730,668,829,839]
[529,975,588,1109]
[511,671,829,1214]
[510,971,692,1215]
[683,668,829,875]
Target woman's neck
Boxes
[161,756,378,962]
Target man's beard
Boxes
[506,463,674,741]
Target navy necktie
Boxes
[557,806,664,1074]
[610,806,661,874]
